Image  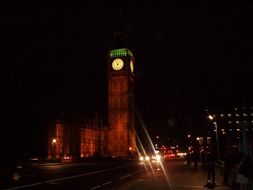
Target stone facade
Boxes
[48,117,107,161]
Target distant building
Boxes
[204,106,253,156]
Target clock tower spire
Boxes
[107,32,136,158]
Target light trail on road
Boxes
[2,164,137,190]
[136,111,173,190]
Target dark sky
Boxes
[1,1,253,149]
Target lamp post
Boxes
[52,138,57,157]
[208,115,220,161]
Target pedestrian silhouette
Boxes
[204,146,216,189]
[236,154,252,190]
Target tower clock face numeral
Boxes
[130,60,134,72]
[112,58,124,70]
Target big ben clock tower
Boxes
[107,32,136,157]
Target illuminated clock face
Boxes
[112,58,124,70]
[130,60,134,72]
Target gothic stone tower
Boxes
[107,34,136,157]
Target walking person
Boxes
[192,140,200,170]
[236,154,252,190]
[223,153,230,185]
[204,146,216,189]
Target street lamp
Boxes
[208,115,214,120]
[208,115,220,161]
[52,138,57,157]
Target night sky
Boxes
[1,1,253,154]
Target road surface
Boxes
[1,159,231,190]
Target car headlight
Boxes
[155,154,161,161]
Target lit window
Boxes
[244,121,247,123]
[236,128,240,131]
[220,114,224,117]
[229,129,233,132]
[228,121,232,124]
[234,107,238,111]
[228,114,232,117]
[243,113,248,117]
[251,113,253,116]
[236,121,240,124]
[236,113,240,117]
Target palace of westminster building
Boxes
[48,34,137,160]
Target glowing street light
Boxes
[52,138,57,144]
[52,138,57,158]
[208,115,214,120]
[208,115,220,161]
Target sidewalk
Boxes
[118,161,231,190]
